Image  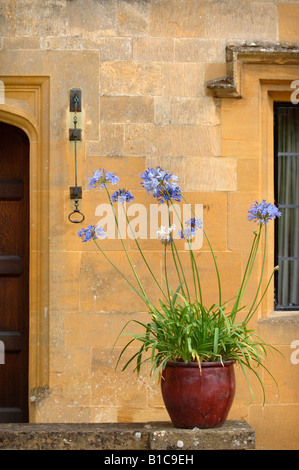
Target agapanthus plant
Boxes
[88,168,119,189]
[141,166,182,203]
[78,166,282,403]
[78,224,106,242]
[110,188,134,205]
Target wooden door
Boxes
[0,122,29,422]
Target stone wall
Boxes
[0,0,299,450]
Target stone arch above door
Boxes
[0,77,50,422]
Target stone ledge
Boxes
[207,41,299,98]
[0,420,255,450]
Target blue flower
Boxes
[88,168,119,189]
[179,217,202,239]
[78,225,106,242]
[110,189,134,204]
[248,200,281,225]
[140,167,182,203]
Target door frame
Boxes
[0,77,50,422]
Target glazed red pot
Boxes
[161,360,236,429]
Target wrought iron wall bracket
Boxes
[68,88,84,224]
[70,88,82,112]
[69,128,82,141]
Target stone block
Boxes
[221,98,260,143]
[13,0,68,36]
[99,123,124,156]
[100,95,154,123]
[62,0,117,37]
[0,0,14,36]
[107,310,149,349]
[237,158,260,192]
[261,344,299,405]
[64,312,109,349]
[175,38,225,63]
[222,138,260,159]
[133,37,175,61]
[163,62,205,97]
[90,348,148,408]
[278,3,299,42]
[125,124,220,157]
[250,405,299,450]
[3,37,40,49]
[100,61,163,95]
[50,251,80,313]
[100,37,132,61]
[163,250,242,309]
[227,192,258,252]
[184,157,237,191]
[154,97,220,126]
[117,0,149,36]
[205,63,227,83]
[79,250,162,313]
[258,313,299,346]
[149,0,206,38]
[206,0,277,41]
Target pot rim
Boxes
[165,360,235,368]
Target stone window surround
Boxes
[208,41,299,320]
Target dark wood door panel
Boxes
[0,180,24,200]
[0,201,20,254]
[0,277,20,330]
[0,332,22,352]
[0,122,29,422]
[0,255,23,275]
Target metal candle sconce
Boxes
[68,88,85,224]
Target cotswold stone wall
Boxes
[0,0,299,450]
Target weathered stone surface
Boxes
[100,61,163,95]
[118,0,149,37]
[149,420,255,450]
[149,0,206,38]
[133,37,175,61]
[278,3,299,42]
[0,421,255,450]
[100,96,154,124]
[205,0,277,41]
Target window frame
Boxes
[273,100,299,311]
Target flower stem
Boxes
[121,203,169,302]
[181,194,222,306]
[231,226,261,322]
[244,223,268,324]
[104,185,147,300]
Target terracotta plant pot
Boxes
[161,360,236,429]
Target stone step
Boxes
[0,420,255,451]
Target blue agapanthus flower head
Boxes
[140,167,182,203]
[88,168,119,189]
[179,217,202,239]
[248,200,281,225]
[110,189,134,204]
[78,225,106,242]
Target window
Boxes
[274,102,299,310]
